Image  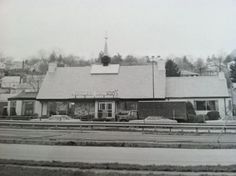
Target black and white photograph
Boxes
[0,0,236,175]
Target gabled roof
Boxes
[166,76,229,98]
[37,65,166,100]
[0,93,18,102]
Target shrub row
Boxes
[187,111,220,123]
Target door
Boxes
[98,102,113,119]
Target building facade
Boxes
[23,59,230,119]
[35,60,166,119]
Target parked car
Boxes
[116,110,139,122]
[130,116,177,124]
[31,115,81,122]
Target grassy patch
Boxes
[0,165,232,176]
[0,159,236,173]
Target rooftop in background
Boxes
[1,76,21,89]
[0,94,18,102]
[8,91,37,100]
[180,70,199,77]
[17,74,45,92]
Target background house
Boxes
[180,70,199,77]
[0,76,21,116]
[4,75,45,116]
[8,91,40,116]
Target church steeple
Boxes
[104,33,108,56]
[101,33,111,66]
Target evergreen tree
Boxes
[111,53,123,64]
[165,59,181,77]
[174,56,194,71]
[123,55,138,65]
[230,62,236,83]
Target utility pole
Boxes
[152,56,155,99]
[151,56,160,99]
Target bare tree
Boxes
[207,54,226,72]
[194,58,207,75]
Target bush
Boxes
[10,107,16,116]
[40,115,49,119]
[79,114,94,121]
[186,101,196,115]
[187,114,205,123]
[195,115,206,123]
[206,111,220,120]
[187,114,195,122]
[2,108,8,116]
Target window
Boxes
[48,102,68,115]
[99,103,105,110]
[207,101,217,111]
[195,100,218,111]
[10,101,16,115]
[119,101,137,111]
[196,101,206,110]
[98,102,113,118]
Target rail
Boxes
[0,120,236,133]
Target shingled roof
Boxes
[37,64,166,100]
[37,63,229,100]
[166,75,229,98]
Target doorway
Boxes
[97,101,115,120]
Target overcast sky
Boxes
[0,0,236,60]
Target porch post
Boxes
[112,101,116,119]
[95,101,98,119]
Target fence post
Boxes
[80,125,83,132]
